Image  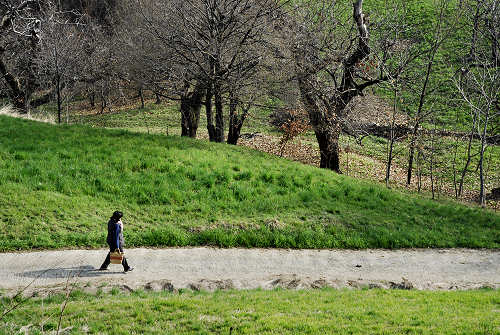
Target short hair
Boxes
[111,211,123,221]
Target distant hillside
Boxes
[0,115,498,251]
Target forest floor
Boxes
[1,248,499,296]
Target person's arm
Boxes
[115,223,121,250]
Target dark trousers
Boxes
[100,246,130,270]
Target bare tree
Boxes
[455,0,499,206]
[0,0,47,111]
[0,1,102,115]
[76,24,123,116]
[127,0,284,142]
[289,0,407,173]
[404,0,457,186]
[226,50,277,145]
[374,2,427,187]
[37,8,89,123]
[112,0,203,137]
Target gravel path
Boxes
[1,248,499,295]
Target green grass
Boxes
[341,133,500,189]
[0,115,499,251]
[66,98,499,198]
[70,103,181,134]
[1,288,499,334]
[69,101,277,137]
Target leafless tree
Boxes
[112,0,200,136]
[373,2,428,187]
[288,0,418,173]
[36,8,90,123]
[179,80,205,137]
[77,25,123,115]
[404,0,458,186]
[455,0,499,206]
[226,49,278,145]
[0,0,47,111]
[0,1,104,116]
[127,0,284,141]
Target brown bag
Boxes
[110,249,124,264]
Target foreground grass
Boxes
[1,288,499,334]
[0,115,499,251]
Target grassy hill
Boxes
[0,115,498,251]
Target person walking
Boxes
[99,211,133,272]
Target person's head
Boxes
[111,211,123,222]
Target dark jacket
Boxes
[106,219,124,250]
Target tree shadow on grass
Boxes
[17,265,125,279]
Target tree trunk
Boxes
[24,81,31,114]
[479,145,486,207]
[100,91,106,114]
[452,138,459,198]
[227,95,248,145]
[227,97,238,145]
[139,87,145,109]
[407,125,419,185]
[430,125,436,200]
[214,79,224,143]
[316,129,341,172]
[205,83,216,142]
[189,102,202,138]
[181,108,188,137]
[296,72,344,173]
[180,83,203,138]
[296,73,344,173]
[56,75,62,124]
[87,84,96,108]
[478,104,491,207]
[386,138,394,188]
[227,126,242,145]
[417,151,423,193]
[227,122,243,145]
[386,84,399,187]
[0,52,25,110]
[458,112,477,197]
[155,93,161,104]
[53,45,62,124]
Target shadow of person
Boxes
[17,265,124,279]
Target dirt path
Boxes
[1,248,499,295]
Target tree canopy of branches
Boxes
[289,0,398,172]
[118,0,283,142]
[0,0,101,115]
[0,0,46,111]
[455,0,499,206]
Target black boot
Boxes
[122,257,133,272]
[99,253,110,270]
